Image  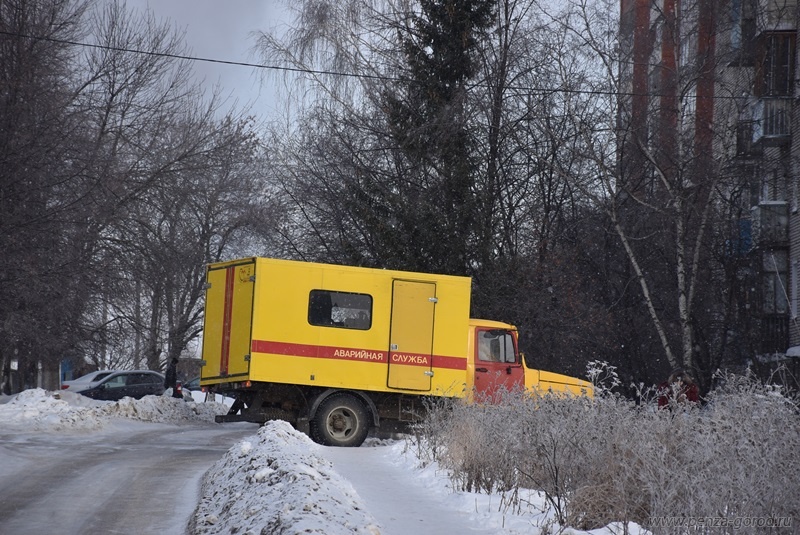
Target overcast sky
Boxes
[126,0,288,118]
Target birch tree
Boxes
[546,0,748,385]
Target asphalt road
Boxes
[0,421,257,535]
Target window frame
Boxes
[307,289,373,330]
[759,31,796,97]
[476,328,518,364]
[762,250,789,314]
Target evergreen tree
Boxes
[379,0,495,275]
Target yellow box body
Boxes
[201,257,474,398]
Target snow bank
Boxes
[0,388,229,431]
[0,390,646,534]
[191,421,381,535]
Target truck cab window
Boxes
[308,290,372,330]
[477,330,517,363]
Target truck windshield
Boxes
[477,330,517,363]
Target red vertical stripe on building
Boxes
[659,0,678,179]
[220,266,235,376]
[631,0,651,131]
[695,0,716,159]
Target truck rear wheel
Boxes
[312,393,369,447]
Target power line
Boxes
[0,29,758,102]
[0,29,404,83]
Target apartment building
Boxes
[619,0,799,377]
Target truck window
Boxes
[308,290,372,330]
[477,330,517,363]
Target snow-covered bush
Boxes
[413,374,800,534]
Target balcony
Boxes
[751,201,788,246]
[752,97,791,144]
[757,0,798,33]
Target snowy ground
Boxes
[0,389,644,535]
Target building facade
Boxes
[619,0,799,379]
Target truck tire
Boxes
[312,393,369,447]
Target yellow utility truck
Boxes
[199,257,591,446]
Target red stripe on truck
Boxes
[251,339,466,370]
[219,266,236,375]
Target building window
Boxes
[308,290,372,330]
[760,32,796,97]
[763,250,788,314]
[730,0,757,66]
[736,119,755,157]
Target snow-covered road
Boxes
[0,422,256,534]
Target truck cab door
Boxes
[387,279,435,391]
[473,328,524,401]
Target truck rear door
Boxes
[387,279,435,391]
[201,259,255,382]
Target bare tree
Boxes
[115,114,263,371]
[0,0,95,391]
[0,0,271,389]
[78,2,267,372]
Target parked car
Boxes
[61,370,116,392]
[61,370,166,401]
[183,376,201,391]
[180,376,233,405]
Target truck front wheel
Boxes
[312,394,369,447]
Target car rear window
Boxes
[73,372,112,383]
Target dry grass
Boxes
[411,372,800,534]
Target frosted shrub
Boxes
[409,396,457,466]
[417,374,800,533]
[413,391,522,493]
[586,360,622,396]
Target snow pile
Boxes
[191,421,381,535]
[191,422,639,535]
[0,388,229,431]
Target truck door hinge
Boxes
[424,370,434,377]
[243,354,251,362]
[249,275,255,282]
[428,297,438,303]
[204,282,212,290]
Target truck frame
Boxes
[199,257,591,446]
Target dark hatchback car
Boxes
[183,376,201,391]
[62,370,166,401]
